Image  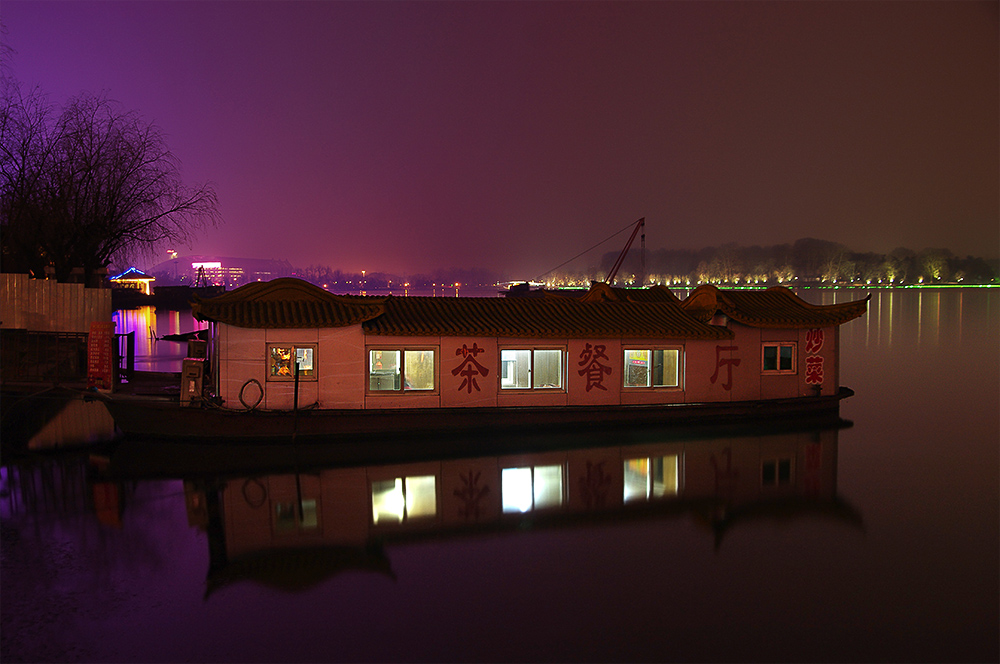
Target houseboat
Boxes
[102,278,868,441]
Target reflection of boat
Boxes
[1,387,117,455]
[168,424,861,595]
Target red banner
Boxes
[87,321,116,389]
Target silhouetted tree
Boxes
[1,84,218,283]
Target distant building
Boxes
[109,267,155,295]
[148,255,295,288]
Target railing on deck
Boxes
[116,331,135,385]
[0,329,88,383]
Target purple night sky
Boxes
[3,1,997,277]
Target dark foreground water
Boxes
[2,288,997,663]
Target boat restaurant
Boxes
[190,279,869,416]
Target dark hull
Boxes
[101,387,854,444]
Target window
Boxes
[500,349,564,389]
[368,348,435,391]
[502,465,564,512]
[267,344,316,381]
[761,458,793,486]
[623,455,680,502]
[371,476,437,524]
[623,349,681,387]
[272,499,319,532]
[762,343,796,373]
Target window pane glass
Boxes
[533,350,563,388]
[651,455,679,497]
[404,350,435,390]
[653,349,679,387]
[763,346,778,371]
[370,350,401,390]
[501,350,531,389]
[372,478,405,523]
[778,459,792,484]
[300,499,318,528]
[405,476,437,518]
[624,350,650,387]
[502,467,533,512]
[274,501,296,531]
[779,346,794,371]
[270,346,294,378]
[623,458,650,502]
[296,347,314,376]
[533,465,563,509]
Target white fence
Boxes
[0,273,112,333]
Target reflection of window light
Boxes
[372,476,437,524]
[273,499,319,532]
[762,459,792,486]
[502,465,563,513]
[624,455,679,502]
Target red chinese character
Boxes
[805,328,825,354]
[452,343,490,393]
[709,345,740,391]
[804,355,825,385]
[453,469,491,519]
[577,343,612,392]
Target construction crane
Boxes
[606,217,645,285]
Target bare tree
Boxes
[1,87,219,282]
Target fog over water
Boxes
[2,287,997,663]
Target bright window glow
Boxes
[500,349,563,390]
[267,344,317,381]
[502,465,563,513]
[372,475,437,524]
[369,348,435,391]
[624,455,680,502]
[624,349,680,387]
[191,261,222,269]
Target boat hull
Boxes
[101,387,854,445]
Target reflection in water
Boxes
[142,425,858,597]
[112,306,208,372]
[813,287,997,351]
[2,425,858,600]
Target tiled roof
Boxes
[193,278,731,339]
[681,285,869,329]
[363,293,731,339]
[192,278,386,329]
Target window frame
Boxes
[761,342,797,374]
[370,475,438,524]
[622,347,683,389]
[761,457,794,487]
[498,347,566,391]
[366,346,438,393]
[266,343,318,382]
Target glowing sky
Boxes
[3,1,997,277]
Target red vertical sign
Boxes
[87,321,116,389]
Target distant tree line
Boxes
[547,238,997,287]
[1,75,218,284]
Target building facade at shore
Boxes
[191,279,868,413]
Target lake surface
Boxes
[2,288,997,663]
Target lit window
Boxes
[272,499,319,532]
[368,348,435,391]
[371,475,437,524]
[623,349,681,387]
[267,344,317,381]
[762,458,792,486]
[501,465,564,513]
[623,455,680,502]
[500,349,564,389]
[762,343,796,373]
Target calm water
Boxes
[2,288,997,663]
